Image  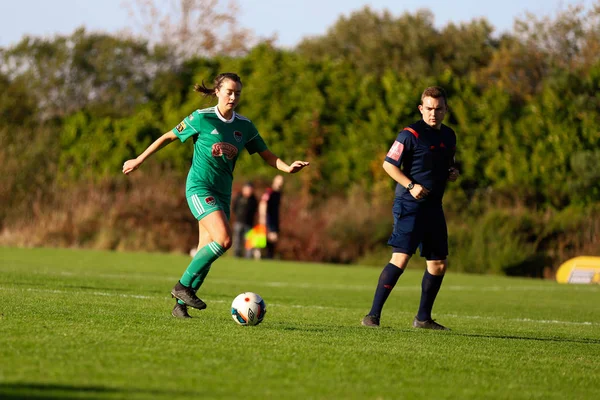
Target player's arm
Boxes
[122,131,178,175]
[383,161,429,199]
[258,149,309,174]
[447,138,459,182]
[383,161,412,189]
[384,132,429,199]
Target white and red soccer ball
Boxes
[231,292,266,326]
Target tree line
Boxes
[1,4,598,273]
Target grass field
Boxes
[1,247,599,399]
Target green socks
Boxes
[179,242,224,287]
[177,263,213,306]
[176,242,224,306]
[191,263,212,291]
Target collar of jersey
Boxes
[419,119,443,133]
[214,106,236,123]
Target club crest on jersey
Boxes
[211,142,238,160]
[233,131,243,142]
[204,196,216,206]
[176,122,186,132]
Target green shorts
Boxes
[187,192,231,221]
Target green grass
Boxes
[1,247,599,400]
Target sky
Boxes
[0,0,595,48]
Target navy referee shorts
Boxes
[387,199,448,260]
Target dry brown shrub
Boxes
[1,170,197,254]
[1,174,392,263]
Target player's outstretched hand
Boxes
[123,158,142,175]
[448,167,460,182]
[287,161,310,173]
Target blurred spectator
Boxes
[259,175,284,259]
[245,223,267,260]
[232,182,258,258]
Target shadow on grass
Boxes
[446,331,600,345]
[381,325,600,345]
[0,382,200,400]
[372,324,600,345]
[279,325,329,332]
[272,322,600,345]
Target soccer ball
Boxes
[231,292,266,326]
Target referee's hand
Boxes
[448,167,460,182]
[410,184,429,200]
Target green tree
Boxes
[479,3,600,100]
[2,29,175,119]
[297,7,440,77]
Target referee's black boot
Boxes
[412,317,450,330]
[171,281,207,310]
[361,314,380,327]
[172,302,192,319]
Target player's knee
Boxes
[428,259,447,274]
[390,252,411,268]
[215,235,232,251]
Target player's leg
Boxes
[413,205,450,330]
[361,252,411,327]
[413,259,448,330]
[362,200,421,327]
[173,222,215,318]
[172,210,230,306]
[172,194,231,310]
[190,222,216,292]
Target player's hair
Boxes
[421,86,448,106]
[194,73,243,97]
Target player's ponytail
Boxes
[194,73,243,97]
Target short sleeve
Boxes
[172,112,200,143]
[384,130,416,167]
[244,123,268,154]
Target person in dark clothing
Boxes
[259,175,284,259]
[362,86,459,330]
[232,182,258,258]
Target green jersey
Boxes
[172,106,268,197]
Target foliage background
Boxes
[1,3,599,276]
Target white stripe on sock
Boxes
[211,242,223,256]
[208,242,223,256]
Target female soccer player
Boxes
[123,73,309,318]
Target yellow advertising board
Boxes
[555,256,600,284]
